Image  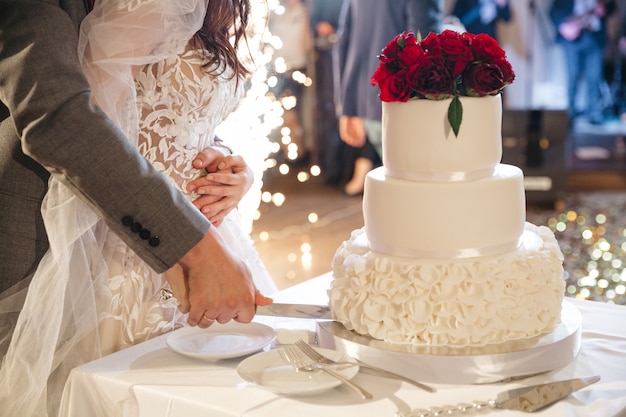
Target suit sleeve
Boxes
[0,0,210,273]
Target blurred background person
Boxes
[448,0,511,39]
[334,0,443,196]
[604,0,626,120]
[307,0,344,181]
[550,0,617,125]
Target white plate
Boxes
[166,321,275,360]
[236,347,359,395]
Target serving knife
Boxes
[397,375,601,416]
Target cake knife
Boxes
[159,290,333,319]
[397,375,601,416]
[255,303,332,319]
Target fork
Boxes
[281,345,373,399]
[295,339,436,393]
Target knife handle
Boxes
[396,400,495,417]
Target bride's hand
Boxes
[188,155,253,226]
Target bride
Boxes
[0,0,275,415]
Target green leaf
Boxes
[448,96,463,137]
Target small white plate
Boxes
[166,321,275,360]
[236,347,359,395]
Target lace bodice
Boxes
[135,43,244,194]
[97,44,248,355]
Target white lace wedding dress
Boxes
[0,1,276,416]
[100,42,277,355]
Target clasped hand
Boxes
[187,145,254,227]
[165,144,272,328]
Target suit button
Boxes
[122,215,133,227]
[139,229,150,240]
[131,222,142,233]
[148,236,160,247]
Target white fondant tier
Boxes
[330,223,565,347]
[382,95,502,181]
[364,164,526,258]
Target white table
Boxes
[59,273,626,417]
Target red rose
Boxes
[377,70,412,102]
[397,41,425,69]
[408,55,455,99]
[371,30,515,101]
[469,33,506,62]
[371,63,393,87]
[462,61,507,96]
[379,31,417,65]
[495,57,515,86]
[437,30,474,76]
[419,32,440,50]
[369,30,516,137]
[398,31,418,48]
[379,34,403,65]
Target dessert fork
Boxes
[281,345,373,399]
[295,339,436,393]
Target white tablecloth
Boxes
[59,273,626,417]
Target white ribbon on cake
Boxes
[384,167,497,182]
[369,236,523,260]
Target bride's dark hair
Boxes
[195,0,259,80]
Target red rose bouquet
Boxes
[370,30,515,137]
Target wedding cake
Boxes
[329,30,565,347]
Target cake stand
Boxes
[317,300,581,385]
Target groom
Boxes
[0,0,268,329]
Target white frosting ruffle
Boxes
[329,223,565,347]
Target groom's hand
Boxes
[181,227,258,327]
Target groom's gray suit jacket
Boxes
[0,0,211,291]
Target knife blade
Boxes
[399,375,601,416]
[159,289,332,320]
[256,303,332,319]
